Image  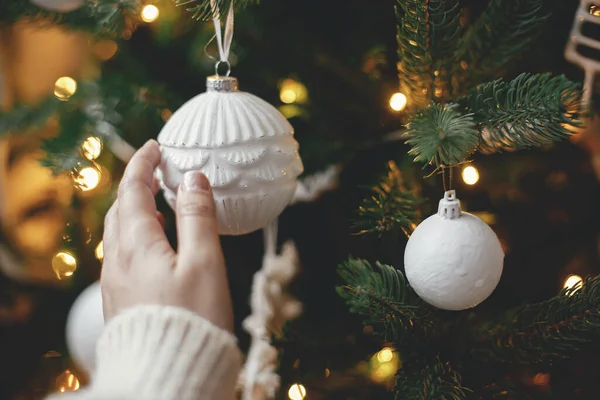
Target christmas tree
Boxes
[0,0,599,399]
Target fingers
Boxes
[118,140,171,261]
[176,171,221,264]
[100,201,119,320]
[102,201,120,272]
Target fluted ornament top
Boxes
[157,76,294,149]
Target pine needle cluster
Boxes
[354,161,420,237]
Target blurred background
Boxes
[0,0,599,399]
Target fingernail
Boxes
[182,171,210,192]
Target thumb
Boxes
[176,171,220,260]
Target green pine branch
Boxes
[473,275,600,364]
[396,0,462,110]
[461,73,584,153]
[174,0,256,21]
[405,103,479,167]
[354,161,420,237]
[337,258,432,341]
[0,0,140,36]
[0,97,60,136]
[394,355,470,400]
[40,108,92,173]
[454,0,548,87]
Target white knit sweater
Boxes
[47,305,242,400]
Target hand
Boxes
[101,140,233,332]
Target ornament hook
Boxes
[215,60,231,77]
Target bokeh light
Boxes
[73,166,101,191]
[141,5,160,23]
[54,77,77,101]
[56,370,80,392]
[95,240,104,261]
[279,79,308,104]
[462,165,480,185]
[389,92,407,111]
[288,383,307,400]
[82,137,102,160]
[564,274,583,294]
[52,251,77,280]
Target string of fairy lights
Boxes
[40,2,589,397]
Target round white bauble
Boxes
[30,0,85,12]
[157,76,304,235]
[404,190,504,311]
[66,281,104,374]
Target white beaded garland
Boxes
[156,76,304,236]
[66,281,104,374]
[404,191,504,311]
[30,0,85,12]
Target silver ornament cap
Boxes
[206,75,239,92]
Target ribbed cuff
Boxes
[90,305,242,400]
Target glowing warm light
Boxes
[161,109,173,122]
[462,165,480,185]
[532,372,550,386]
[376,347,394,363]
[325,368,330,377]
[279,79,308,104]
[141,5,160,23]
[371,360,397,383]
[52,252,77,280]
[590,5,600,16]
[82,137,102,160]
[73,166,101,191]
[369,346,400,384]
[288,383,307,400]
[564,274,583,293]
[389,92,407,112]
[280,89,297,104]
[95,240,104,261]
[93,39,118,60]
[279,104,303,119]
[54,77,77,101]
[56,370,80,392]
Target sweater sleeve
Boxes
[47,305,242,400]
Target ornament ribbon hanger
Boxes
[210,0,235,76]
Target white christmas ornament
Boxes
[157,75,304,235]
[404,190,504,311]
[66,281,104,374]
[30,0,85,12]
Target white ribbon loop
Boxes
[210,0,235,75]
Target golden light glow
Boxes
[161,109,173,122]
[434,87,443,98]
[532,373,550,386]
[52,252,77,280]
[82,137,102,160]
[279,79,308,104]
[54,77,77,101]
[56,370,80,392]
[389,92,408,112]
[73,166,101,191]
[141,5,160,22]
[369,346,400,384]
[590,5,600,16]
[93,39,118,61]
[325,368,331,377]
[288,383,307,400]
[564,274,583,293]
[462,165,480,186]
[376,347,394,363]
[95,240,104,261]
